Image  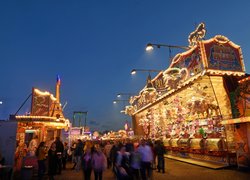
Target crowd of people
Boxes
[67,138,166,180]
[35,137,65,180]
[14,136,66,180]
[15,136,167,180]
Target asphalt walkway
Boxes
[53,159,250,180]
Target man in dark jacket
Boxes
[74,139,84,171]
[155,140,166,173]
[54,137,64,174]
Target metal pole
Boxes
[73,113,75,127]
[15,93,32,115]
[84,112,87,129]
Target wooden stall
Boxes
[13,77,70,173]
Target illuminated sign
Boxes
[31,89,50,116]
[205,41,243,72]
[70,129,81,135]
[31,88,57,116]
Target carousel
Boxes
[125,23,250,167]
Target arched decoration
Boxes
[201,35,245,72]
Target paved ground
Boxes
[54,159,250,180]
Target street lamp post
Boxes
[116,93,134,108]
[117,93,134,98]
[131,69,162,75]
[113,99,129,104]
[113,99,129,114]
[146,43,190,63]
[146,43,189,51]
[113,99,131,134]
[131,68,162,90]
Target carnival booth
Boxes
[126,23,250,167]
[13,77,70,174]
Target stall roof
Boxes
[15,115,69,129]
[129,34,247,115]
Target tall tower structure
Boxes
[56,75,61,103]
[51,75,64,119]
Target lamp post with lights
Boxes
[117,93,134,98]
[113,99,131,132]
[113,99,129,106]
[131,69,162,91]
[113,99,130,113]
[131,69,162,75]
[146,43,189,51]
[116,93,134,109]
[146,43,189,63]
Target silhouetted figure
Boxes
[48,143,57,180]
[155,140,166,173]
[54,137,64,174]
[91,145,107,180]
[82,147,92,180]
[36,142,47,180]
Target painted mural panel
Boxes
[171,47,204,78]
[204,42,243,71]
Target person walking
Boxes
[82,147,92,180]
[74,139,84,171]
[48,142,57,180]
[155,140,166,173]
[110,141,119,175]
[62,142,69,170]
[116,146,131,180]
[130,145,141,180]
[91,144,107,180]
[54,137,64,174]
[36,142,47,180]
[103,141,113,169]
[70,141,77,169]
[138,140,153,180]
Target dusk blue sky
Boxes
[0,0,250,131]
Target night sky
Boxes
[0,0,250,131]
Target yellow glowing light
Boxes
[50,95,57,101]
[206,69,245,76]
[113,101,117,104]
[15,115,70,128]
[238,76,250,83]
[34,89,51,96]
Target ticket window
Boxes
[24,129,39,147]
